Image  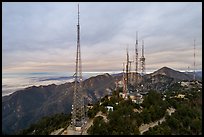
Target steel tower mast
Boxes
[122,62,127,97]
[129,60,134,85]
[140,40,145,76]
[126,46,129,95]
[72,4,85,131]
[135,31,139,85]
[193,39,196,81]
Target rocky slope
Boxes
[150,66,192,81]
[138,66,199,92]
[2,67,199,134]
[2,73,115,134]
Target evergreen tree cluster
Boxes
[144,87,202,135]
[88,82,202,135]
[17,113,71,135]
[87,90,168,135]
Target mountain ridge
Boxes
[151,66,192,81]
[2,73,115,134]
[2,67,201,134]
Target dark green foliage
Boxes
[88,89,171,135]
[88,81,202,135]
[144,122,171,135]
[17,113,71,135]
[87,104,100,118]
[88,91,140,135]
[144,88,202,135]
[87,116,109,135]
[166,116,179,130]
[100,106,107,114]
[140,108,151,124]
[190,118,202,135]
[140,90,168,123]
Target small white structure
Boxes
[106,106,113,111]
[75,127,82,131]
[87,104,93,109]
[176,94,185,98]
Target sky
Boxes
[2,2,202,74]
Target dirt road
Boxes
[139,107,175,134]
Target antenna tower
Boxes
[140,40,145,76]
[129,60,134,85]
[72,4,86,131]
[126,46,129,95]
[193,39,196,81]
[135,31,139,85]
[122,63,127,97]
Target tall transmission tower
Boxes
[126,46,130,93]
[122,62,127,98]
[140,40,145,76]
[122,46,130,99]
[71,4,86,131]
[129,60,134,85]
[135,31,139,85]
[193,39,196,81]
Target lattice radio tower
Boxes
[126,46,130,93]
[140,40,145,76]
[129,60,134,84]
[193,39,196,81]
[135,31,139,86]
[122,62,127,97]
[71,4,86,131]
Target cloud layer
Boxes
[2,2,202,73]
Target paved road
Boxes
[139,107,175,134]
[139,117,165,134]
[95,111,108,122]
[82,111,108,135]
[81,119,94,135]
[52,108,175,135]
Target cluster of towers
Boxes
[71,4,146,131]
[68,3,199,134]
[122,32,146,98]
[70,4,148,132]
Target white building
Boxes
[106,106,113,111]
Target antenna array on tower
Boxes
[71,4,86,131]
[135,31,139,85]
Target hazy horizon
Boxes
[2,67,202,97]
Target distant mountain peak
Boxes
[151,66,192,81]
[157,66,174,72]
[104,73,111,77]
